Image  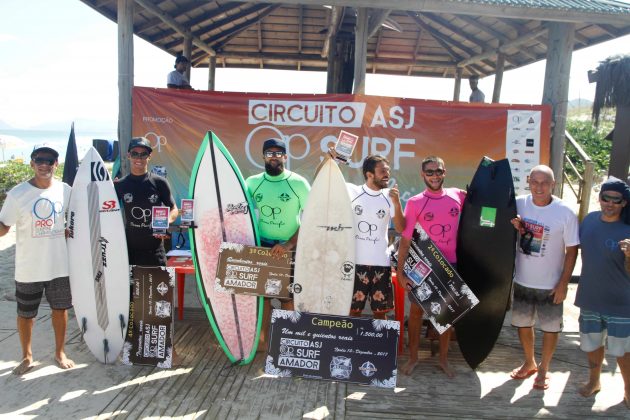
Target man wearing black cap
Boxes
[575,177,630,407]
[0,144,74,375]
[167,55,192,89]
[245,138,310,348]
[115,137,179,266]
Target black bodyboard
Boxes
[455,157,517,369]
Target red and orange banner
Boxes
[132,86,550,203]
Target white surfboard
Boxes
[67,147,130,364]
[293,157,355,315]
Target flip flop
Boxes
[533,374,550,390]
[510,367,537,380]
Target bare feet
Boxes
[439,359,456,379]
[55,353,75,370]
[401,358,419,375]
[578,381,601,397]
[12,358,34,375]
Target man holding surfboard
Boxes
[0,144,75,375]
[509,165,579,390]
[115,137,179,266]
[245,138,310,348]
[397,156,466,378]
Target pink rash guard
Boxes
[401,188,466,264]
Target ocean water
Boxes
[0,128,117,163]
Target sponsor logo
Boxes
[330,356,352,379]
[357,221,377,235]
[99,236,109,267]
[68,211,76,238]
[449,207,460,217]
[376,209,386,219]
[123,193,133,203]
[511,159,520,163]
[144,132,168,153]
[512,149,519,154]
[278,192,291,202]
[423,212,434,221]
[359,361,377,377]
[318,224,352,231]
[255,193,263,203]
[341,261,354,281]
[131,207,152,222]
[290,283,302,294]
[354,205,363,215]
[226,202,249,214]
[148,193,159,204]
[100,199,119,213]
[157,282,168,296]
[91,161,110,182]
[526,138,535,147]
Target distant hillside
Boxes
[568,98,593,110]
[29,119,117,133]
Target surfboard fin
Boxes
[119,314,126,339]
[103,339,109,364]
[81,317,87,336]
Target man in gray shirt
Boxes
[167,55,192,90]
[469,75,485,103]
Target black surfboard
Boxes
[455,157,517,369]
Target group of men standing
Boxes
[1,136,629,408]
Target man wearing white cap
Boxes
[0,144,75,375]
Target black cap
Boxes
[31,143,59,159]
[175,55,189,65]
[128,137,152,153]
[262,138,286,153]
[601,176,630,200]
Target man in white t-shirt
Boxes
[166,55,192,89]
[346,155,404,319]
[0,144,75,375]
[509,165,579,390]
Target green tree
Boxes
[0,162,65,206]
[564,119,613,180]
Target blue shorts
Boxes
[579,309,630,357]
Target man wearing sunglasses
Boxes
[575,177,630,406]
[245,138,310,349]
[509,165,579,390]
[115,137,178,266]
[397,156,466,378]
[0,144,74,375]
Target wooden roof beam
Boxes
[367,9,391,39]
[158,3,269,47]
[137,2,243,35]
[422,12,491,53]
[298,5,303,53]
[322,6,343,58]
[134,0,216,56]
[457,26,547,68]
[230,0,630,26]
[210,5,281,52]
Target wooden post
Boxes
[117,0,133,176]
[609,105,630,180]
[541,22,575,195]
[353,7,368,94]
[183,35,193,83]
[326,36,337,93]
[453,67,462,101]
[492,52,505,103]
[208,56,216,91]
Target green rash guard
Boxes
[245,170,311,241]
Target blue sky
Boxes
[1,0,629,130]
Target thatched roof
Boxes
[80,0,630,79]
[592,54,630,124]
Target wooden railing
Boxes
[561,129,595,222]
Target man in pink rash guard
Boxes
[397,156,466,378]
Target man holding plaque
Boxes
[245,138,311,348]
[397,156,466,378]
[115,137,179,266]
[346,155,404,319]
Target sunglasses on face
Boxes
[423,169,444,177]
[129,151,150,159]
[600,194,624,204]
[32,157,56,166]
[264,151,285,158]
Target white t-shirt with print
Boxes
[514,195,579,289]
[347,183,395,267]
[0,179,71,283]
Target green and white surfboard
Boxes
[188,131,262,364]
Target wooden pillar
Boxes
[326,35,337,93]
[353,7,368,94]
[609,105,630,180]
[492,52,505,103]
[453,67,462,102]
[117,0,133,176]
[541,22,575,194]
[208,56,216,91]
[183,35,192,83]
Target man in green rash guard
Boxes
[245,138,311,350]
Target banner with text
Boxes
[132,87,551,205]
